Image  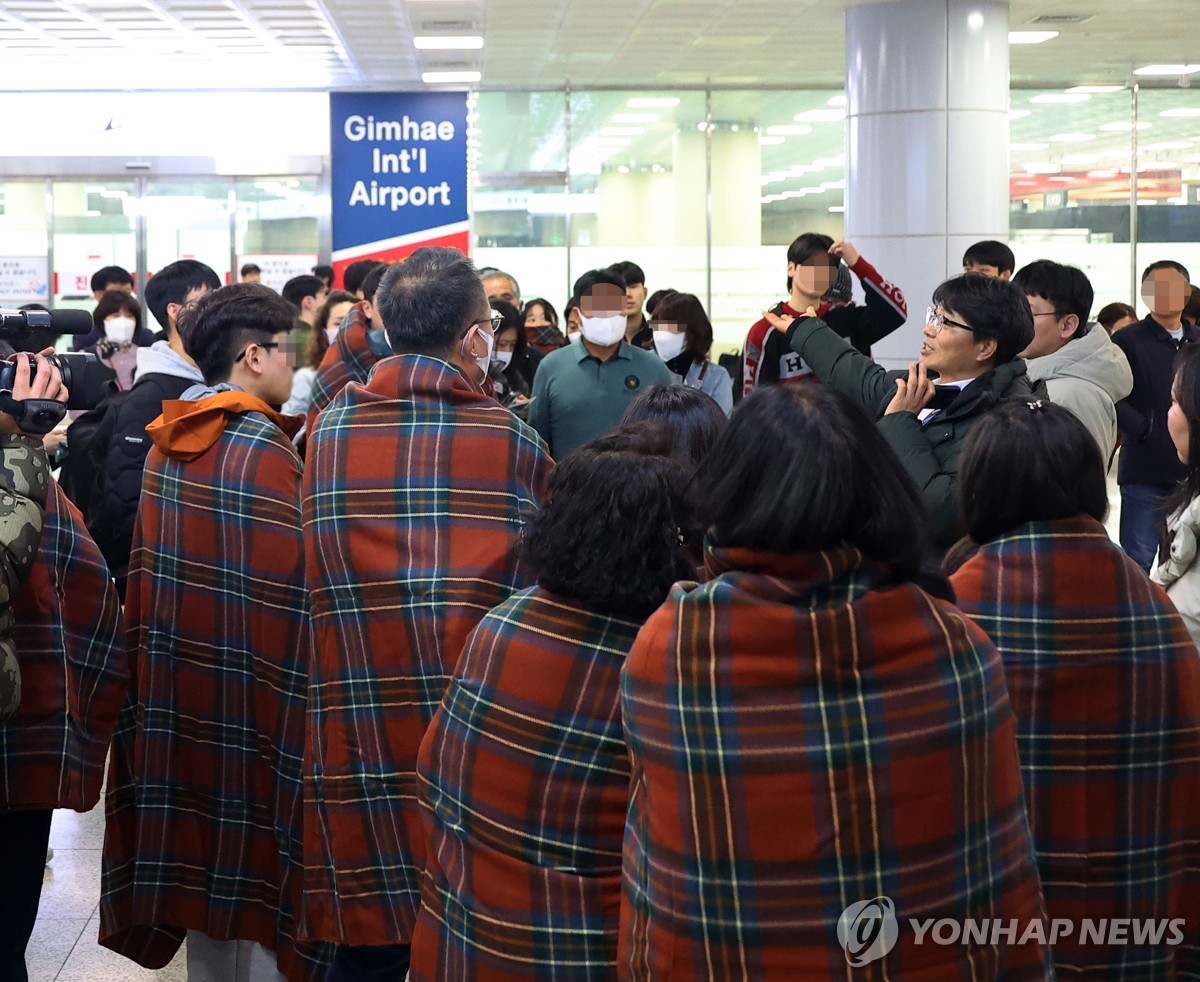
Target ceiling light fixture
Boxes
[1099,121,1152,131]
[759,136,786,145]
[1067,84,1124,93]
[627,97,680,108]
[1160,108,1200,117]
[1133,64,1200,76]
[1009,109,1033,119]
[1048,133,1097,142]
[1009,31,1058,44]
[421,70,480,83]
[793,109,844,123]
[1030,93,1091,104]
[413,36,483,49]
[767,124,814,136]
[611,112,660,123]
[827,95,847,107]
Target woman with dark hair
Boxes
[1096,300,1138,334]
[491,299,542,411]
[650,292,733,414]
[619,384,1050,981]
[410,424,697,982]
[282,289,355,416]
[952,399,1200,979]
[619,383,726,469]
[522,296,567,353]
[1153,343,1200,646]
[89,289,149,391]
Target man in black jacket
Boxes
[83,259,219,597]
[1113,260,1200,569]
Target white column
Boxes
[845,0,1010,366]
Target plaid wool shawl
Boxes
[305,301,378,435]
[302,354,552,947]
[951,516,1200,980]
[411,587,645,981]
[619,545,1052,981]
[100,410,329,982]
[0,482,125,812]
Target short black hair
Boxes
[786,232,836,268]
[646,289,677,318]
[571,268,625,302]
[1013,259,1095,337]
[959,400,1107,544]
[491,298,529,363]
[1164,344,1200,531]
[361,262,390,303]
[240,263,261,277]
[963,240,1016,274]
[522,297,558,328]
[608,260,646,289]
[932,273,1034,366]
[281,274,325,309]
[344,259,385,295]
[182,283,297,385]
[143,259,221,334]
[1141,259,1191,283]
[1096,301,1138,331]
[90,265,132,293]
[1185,286,1200,326]
[697,384,928,581]
[620,384,727,469]
[374,247,485,355]
[92,289,142,331]
[521,422,697,618]
[312,264,334,285]
[651,292,714,361]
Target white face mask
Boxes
[579,313,626,347]
[104,315,136,344]
[568,331,582,344]
[653,330,687,363]
[325,327,339,343]
[494,349,514,368]
[462,325,494,381]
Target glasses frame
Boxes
[925,306,975,334]
[234,340,283,364]
[471,310,503,333]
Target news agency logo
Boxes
[838,896,1188,968]
[838,897,899,967]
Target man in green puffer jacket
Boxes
[0,352,67,725]
[766,273,1042,553]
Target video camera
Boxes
[0,307,109,412]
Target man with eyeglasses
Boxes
[101,284,330,981]
[767,272,1042,551]
[301,247,552,982]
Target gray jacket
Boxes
[1025,325,1133,462]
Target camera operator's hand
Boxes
[885,362,936,416]
[0,353,69,436]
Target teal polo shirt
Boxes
[528,340,676,460]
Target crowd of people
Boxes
[0,233,1197,982]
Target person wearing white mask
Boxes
[88,289,146,391]
[528,269,674,459]
[651,292,734,415]
[488,300,542,419]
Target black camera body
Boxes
[0,307,109,412]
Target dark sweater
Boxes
[1112,315,1200,487]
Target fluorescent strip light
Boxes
[1133,64,1200,76]
[1009,31,1058,44]
[827,95,847,107]
[1160,108,1200,118]
[766,124,813,136]
[758,136,786,145]
[422,70,480,83]
[828,206,846,213]
[1067,85,1124,93]
[793,109,844,123]
[1009,109,1032,120]
[1029,93,1091,104]
[611,112,660,123]
[413,36,483,49]
[627,97,679,108]
[1048,133,1097,142]
[1099,121,1152,131]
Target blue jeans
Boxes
[1119,483,1172,570]
[326,943,410,982]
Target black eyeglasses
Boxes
[471,311,503,332]
[925,306,974,334]
[234,341,281,363]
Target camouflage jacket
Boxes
[0,434,50,725]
